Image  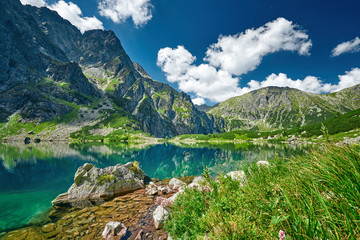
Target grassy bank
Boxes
[165,145,360,239]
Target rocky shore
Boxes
[1,162,196,240]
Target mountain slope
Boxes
[0,0,217,140]
[208,85,360,131]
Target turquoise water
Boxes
[0,142,310,232]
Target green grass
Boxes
[165,145,360,239]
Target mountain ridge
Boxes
[208,84,360,131]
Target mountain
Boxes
[208,85,360,131]
[0,0,218,140]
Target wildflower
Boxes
[155,196,174,207]
[279,230,285,240]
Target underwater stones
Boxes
[102,221,127,240]
[134,229,144,240]
[153,206,169,229]
[168,178,186,190]
[41,223,56,233]
[3,228,45,240]
[52,162,148,206]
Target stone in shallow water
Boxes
[41,223,56,233]
[102,221,127,240]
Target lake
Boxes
[0,141,311,233]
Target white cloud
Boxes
[157,46,196,83]
[158,18,313,102]
[247,68,360,94]
[192,97,205,105]
[157,46,243,102]
[20,0,46,7]
[20,0,104,33]
[49,1,104,33]
[205,17,312,75]
[336,68,360,90]
[332,37,360,57]
[98,0,152,27]
[247,73,334,94]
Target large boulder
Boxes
[52,162,147,206]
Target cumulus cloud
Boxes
[157,18,313,103]
[247,73,334,93]
[20,0,103,33]
[332,37,360,56]
[205,17,312,75]
[20,0,46,7]
[247,68,360,95]
[98,0,152,27]
[157,46,243,102]
[157,46,196,83]
[336,68,360,90]
[192,97,205,105]
[49,1,103,33]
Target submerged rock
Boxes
[41,223,56,233]
[52,162,147,206]
[102,221,127,240]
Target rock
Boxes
[192,176,204,184]
[41,223,56,233]
[158,186,171,194]
[153,206,169,229]
[188,182,201,190]
[146,188,158,196]
[169,190,183,203]
[145,182,158,195]
[256,160,270,167]
[52,162,147,206]
[225,170,246,184]
[168,178,186,190]
[102,221,127,240]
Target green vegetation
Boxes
[173,108,360,143]
[97,174,115,185]
[69,112,152,142]
[166,145,360,239]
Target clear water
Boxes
[0,142,310,232]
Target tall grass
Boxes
[165,145,360,239]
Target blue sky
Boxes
[21,0,360,105]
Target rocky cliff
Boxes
[208,85,360,131]
[0,0,217,140]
